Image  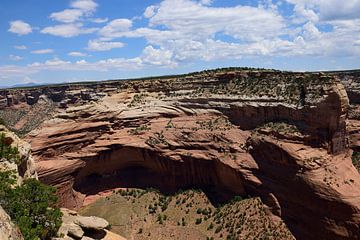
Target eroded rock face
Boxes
[0,125,38,182]
[333,71,360,155]
[1,69,360,240]
[0,206,23,240]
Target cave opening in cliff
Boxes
[73,165,242,206]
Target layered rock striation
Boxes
[1,69,360,239]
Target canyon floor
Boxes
[80,188,294,240]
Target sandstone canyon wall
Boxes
[0,69,359,239]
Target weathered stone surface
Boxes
[102,230,127,240]
[58,208,120,240]
[0,125,38,183]
[74,216,109,231]
[58,223,84,239]
[0,206,23,240]
[1,69,360,240]
[81,237,93,240]
[335,71,360,154]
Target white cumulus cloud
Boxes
[87,40,125,51]
[144,5,159,18]
[31,49,54,54]
[141,45,176,67]
[9,55,23,61]
[91,18,108,23]
[99,19,133,38]
[8,20,32,35]
[50,9,83,23]
[14,45,27,50]
[71,0,98,13]
[41,23,98,38]
[68,51,87,57]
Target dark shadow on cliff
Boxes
[73,165,240,207]
[247,137,356,240]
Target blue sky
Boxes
[1,0,360,86]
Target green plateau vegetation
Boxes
[3,67,276,90]
[80,188,294,240]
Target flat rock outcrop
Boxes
[1,68,360,239]
[58,208,126,240]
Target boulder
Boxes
[58,223,84,239]
[57,208,116,240]
[74,216,109,231]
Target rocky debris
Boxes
[57,208,126,240]
[1,68,359,239]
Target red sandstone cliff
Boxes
[0,69,359,239]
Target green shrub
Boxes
[181,217,186,226]
[195,218,202,225]
[105,224,112,230]
[352,152,360,172]
[0,170,16,203]
[0,132,21,165]
[157,214,164,224]
[207,223,214,230]
[215,225,222,233]
[1,178,62,240]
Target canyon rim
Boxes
[1,68,360,239]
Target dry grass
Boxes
[80,189,295,240]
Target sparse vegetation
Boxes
[0,98,56,136]
[128,124,151,135]
[145,131,168,147]
[256,121,301,135]
[195,117,232,131]
[165,119,175,129]
[127,93,148,107]
[352,152,360,172]
[80,188,295,240]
